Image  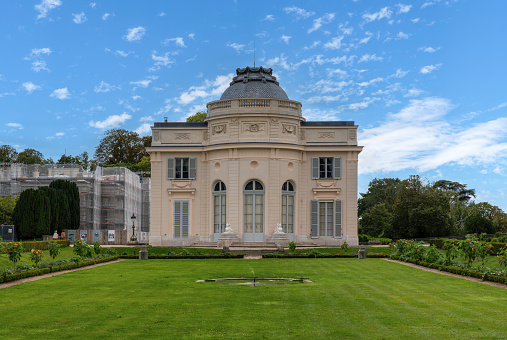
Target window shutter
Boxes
[189,157,197,179]
[333,157,341,179]
[167,158,175,179]
[311,200,319,238]
[334,199,342,238]
[312,157,319,179]
[174,201,181,238]
[181,200,189,238]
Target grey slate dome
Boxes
[220,66,289,100]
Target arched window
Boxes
[213,181,226,236]
[281,181,295,235]
[243,180,264,242]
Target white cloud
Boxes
[22,82,41,94]
[135,123,152,136]
[124,26,146,42]
[283,6,315,20]
[90,3,96,8]
[31,47,52,56]
[140,116,154,122]
[397,32,410,39]
[35,0,62,20]
[176,73,233,105]
[362,7,392,23]
[32,60,49,72]
[89,113,132,129]
[359,32,373,44]
[419,46,440,53]
[323,36,344,50]
[158,12,166,17]
[102,13,110,20]
[132,95,141,101]
[420,63,442,74]
[163,37,186,47]
[389,68,409,78]
[188,33,195,40]
[55,132,65,136]
[50,88,70,100]
[412,18,421,23]
[155,99,172,115]
[6,123,23,129]
[326,68,347,78]
[72,12,87,24]
[149,51,175,71]
[281,35,291,44]
[357,77,383,87]
[404,88,424,97]
[130,79,152,89]
[308,13,335,33]
[397,4,412,14]
[227,43,245,53]
[358,54,383,63]
[263,14,275,22]
[94,81,120,93]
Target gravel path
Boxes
[384,258,506,289]
[0,259,125,290]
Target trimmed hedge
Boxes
[119,254,244,259]
[0,240,70,253]
[262,253,389,259]
[0,256,119,284]
[390,255,507,285]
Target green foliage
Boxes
[288,241,297,252]
[464,209,496,234]
[0,145,18,163]
[12,188,36,239]
[33,189,51,237]
[29,249,44,266]
[94,129,147,165]
[359,202,393,237]
[93,241,102,255]
[7,242,23,264]
[340,242,349,251]
[186,111,207,122]
[48,241,61,260]
[15,148,45,164]
[49,179,80,229]
[0,195,17,224]
[73,239,87,257]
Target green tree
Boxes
[433,180,476,203]
[38,187,70,234]
[358,178,400,216]
[57,154,80,164]
[0,145,18,163]
[464,210,495,234]
[49,179,80,229]
[469,202,506,233]
[12,189,36,239]
[15,148,45,164]
[359,203,393,237]
[186,111,207,122]
[137,155,151,172]
[391,175,450,239]
[33,189,51,237]
[0,195,17,224]
[94,129,145,165]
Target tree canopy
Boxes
[0,145,18,163]
[186,111,207,122]
[15,148,45,164]
[94,129,146,165]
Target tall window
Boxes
[167,157,197,179]
[244,180,264,235]
[174,200,189,238]
[281,181,295,234]
[213,181,226,234]
[311,200,342,238]
[312,157,341,179]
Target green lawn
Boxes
[0,247,78,269]
[1,259,506,339]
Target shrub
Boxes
[340,242,349,252]
[93,242,102,255]
[29,249,44,266]
[7,242,23,265]
[288,241,297,252]
[48,241,61,260]
[423,245,442,264]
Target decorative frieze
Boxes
[175,133,190,140]
[212,124,227,135]
[319,132,335,139]
[349,129,357,140]
[282,124,297,135]
[243,123,265,133]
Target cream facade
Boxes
[148,67,363,246]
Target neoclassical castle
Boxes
[147,66,363,246]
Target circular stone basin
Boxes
[196,278,313,286]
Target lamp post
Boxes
[130,213,137,242]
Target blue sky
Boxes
[1,0,506,210]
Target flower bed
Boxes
[119,254,244,259]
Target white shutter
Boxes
[189,158,197,179]
[311,200,319,238]
[334,199,342,238]
[333,157,341,179]
[312,157,319,179]
[167,158,175,179]
[182,200,189,238]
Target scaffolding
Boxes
[0,164,149,237]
